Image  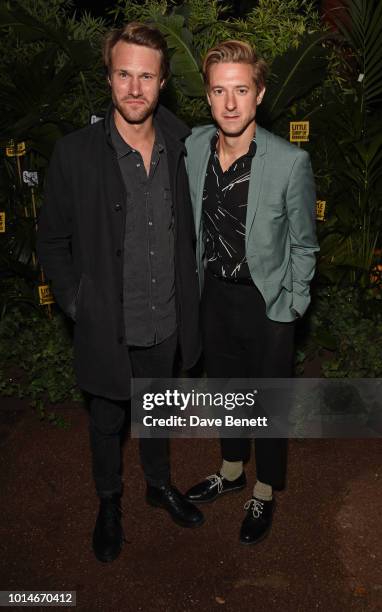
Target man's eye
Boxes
[238,88,248,94]
[213,89,223,95]
[119,72,128,79]
[142,74,153,80]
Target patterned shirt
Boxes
[202,131,257,280]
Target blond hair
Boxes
[202,40,268,90]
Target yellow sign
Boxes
[6,141,26,157]
[0,212,5,233]
[290,121,309,142]
[316,200,326,221]
[38,284,55,306]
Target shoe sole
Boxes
[239,525,272,546]
[93,545,123,563]
[186,483,246,504]
[146,498,205,528]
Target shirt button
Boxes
[114,203,122,211]
[116,249,122,257]
[151,305,156,310]
[136,163,141,167]
[148,221,153,226]
[149,251,154,256]
[152,278,156,283]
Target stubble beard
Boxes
[114,94,159,125]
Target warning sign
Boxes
[290,121,309,142]
[38,284,55,306]
[316,200,326,221]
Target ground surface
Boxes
[0,396,381,612]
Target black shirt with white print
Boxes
[202,131,256,281]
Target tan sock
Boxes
[220,460,243,481]
[253,479,272,501]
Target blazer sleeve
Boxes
[285,150,319,317]
[37,140,78,320]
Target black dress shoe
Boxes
[146,484,204,528]
[239,497,274,545]
[185,471,246,503]
[92,493,124,562]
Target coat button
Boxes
[115,203,122,211]
[118,336,123,344]
[119,292,123,303]
[116,249,122,257]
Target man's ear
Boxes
[107,75,111,87]
[206,91,212,107]
[160,78,166,90]
[256,86,266,106]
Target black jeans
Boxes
[202,272,295,489]
[89,331,177,497]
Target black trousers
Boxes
[202,272,295,489]
[89,331,177,497]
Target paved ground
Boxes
[0,397,381,612]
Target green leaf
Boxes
[149,13,204,97]
[260,31,330,124]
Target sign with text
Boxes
[6,141,26,157]
[38,284,55,306]
[316,200,326,221]
[290,121,309,142]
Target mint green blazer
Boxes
[185,124,320,323]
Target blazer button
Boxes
[119,292,123,303]
[116,249,122,257]
[118,336,123,344]
[115,203,122,211]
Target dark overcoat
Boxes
[37,104,201,400]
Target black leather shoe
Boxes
[146,484,204,528]
[92,493,124,562]
[239,497,274,545]
[185,471,246,503]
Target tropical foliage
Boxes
[0,0,381,414]
[312,0,382,287]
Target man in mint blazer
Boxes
[185,40,319,545]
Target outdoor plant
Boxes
[0,0,381,417]
[312,0,382,286]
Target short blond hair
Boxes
[202,40,268,91]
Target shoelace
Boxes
[244,498,264,519]
[206,473,224,493]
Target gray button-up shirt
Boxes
[110,113,176,347]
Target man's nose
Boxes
[128,77,142,97]
[225,92,236,110]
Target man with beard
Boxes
[37,22,203,563]
[185,41,319,545]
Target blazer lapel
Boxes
[245,124,268,246]
[194,128,215,239]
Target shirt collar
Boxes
[109,110,165,159]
